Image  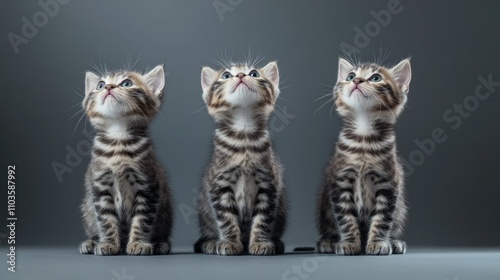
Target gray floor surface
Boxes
[1,246,499,280]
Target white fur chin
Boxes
[343,90,374,111]
[226,88,260,108]
[96,98,125,118]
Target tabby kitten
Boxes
[194,61,287,256]
[79,65,173,256]
[317,58,412,255]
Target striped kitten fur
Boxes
[79,65,173,256]
[317,58,412,255]
[194,61,287,256]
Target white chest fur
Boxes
[116,174,136,207]
[103,164,146,220]
[233,174,258,219]
[230,108,257,133]
[353,112,375,135]
[353,174,377,221]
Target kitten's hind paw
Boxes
[317,239,335,254]
[366,241,392,255]
[79,240,96,254]
[126,242,154,255]
[391,240,407,254]
[155,242,171,255]
[94,242,120,256]
[249,242,276,256]
[335,241,361,255]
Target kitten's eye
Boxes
[369,74,382,82]
[346,73,356,81]
[249,70,259,78]
[96,81,105,90]
[120,79,133,87]
[221,72,233,80]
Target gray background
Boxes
[1,0,499,249]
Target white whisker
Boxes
[329,102,336,120]
[72,111,86,136]
[65,102,83,112]
[68,107,85,120]
[189,105,207,114]
[313,97,334,116]
[314,93,333,102]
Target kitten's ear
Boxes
[337,58,353,82]
[143,65,166,97]
[261,61,279,87]
[390,58,412,94]
[85,72,100,95]
[201,67,217,92]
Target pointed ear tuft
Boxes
[143,65,165,97]
[201,67,217,93]
[337,58,354,82]
[261,61,279,87]
[390,58,412,94]
[85,72,100,95]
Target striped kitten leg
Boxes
[249,168,280,255]
[390,203,407,254]
[331,168,362,255]
[316,185,340,253]
[152,187,173,255]
[92,172,121,256]
[80,194,98,254]
[365,171,397,255]
[206,168,244,255]
[126,179,159,256]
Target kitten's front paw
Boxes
[155,242,171,255]
[216,241,244,256]
[126,242,154,255]
[94,243,120,256]
[335,241,361,255]
[200,240,218,254]
[366,241,392,255]
[317,239,335,254]
[391,240,407,254]
[249,242,276,256]
[79,240,96,254]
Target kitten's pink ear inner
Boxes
[201,67,217,92]
[144,65,165,97]
[85,72,100,95]
[390,58,412,94]
[261,61,279,87]
[337,58,353,82]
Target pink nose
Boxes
[353,78,365,85]
[236,73,246,79]
[105,84,117,91]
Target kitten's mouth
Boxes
[350,87,368,98]
[232,80,248,92]
[103,92,117,103]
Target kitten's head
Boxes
[334,58,412,118]
[200,61,280,117]
[83,65,165,123]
